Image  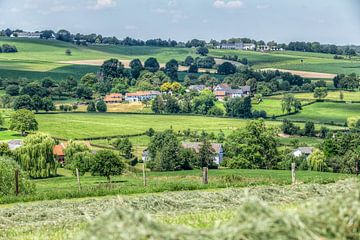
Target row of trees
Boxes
[333,73,359,90]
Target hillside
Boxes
[0,37,359,81]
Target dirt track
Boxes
[261,68,336,79]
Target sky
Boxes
[0,0,360,45]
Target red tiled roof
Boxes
[53,144,65,156]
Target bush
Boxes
[96,100,107,112]
[0,157,35,196]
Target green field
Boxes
[34,113,345,140]
[252,98,312,117]
[269,90,360,101]
[0,37,359,82]
[280,102,360,124]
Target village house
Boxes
[11,31,42,39]
[125,91,161,102]
[187,85,207,92]
[292,147,314,158]
[53,143,66,164]
[213,84,251,100]
[242,43,256,50]
[182,142,224,165]
[104,93,123,104]
[219,42,244,50]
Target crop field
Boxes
[279,101,360,124]
[0,37,359,82]
[0,178,356,239]
[269,90,360,102]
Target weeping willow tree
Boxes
[15,133,56,178]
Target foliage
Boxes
[0,157,35,196]
[15,133,56,178]
[217,62,236,75]
[225,96,252,118]
[111,138,133,159]
[64,141,93,176]
[9,109,38,135]
[313,87,328,99]
[307,149,326,171]
[87,101,96,112]
[281,94,302,113]
[196,46,209,56]
[96,100,107,112]
[347,116,360,130]
[90,150,125,182]
[192,90,216,115]
[224,120,279,169]
[144,57,160,73]
[281,119,300,135]
[303,121,315,137]
[13,95,33,110]
[164,59,179,80]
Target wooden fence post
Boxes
[202,167,208,184]
[291,162,296,185]
[356,158,359,176]
[143,162,147,187]
[76,168,81,191]
[15,169,19,196]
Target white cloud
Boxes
[256,4,270,9]
[213,0,243,9]
[92,0,116,10]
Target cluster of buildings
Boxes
[188,83,251,101]
[10,31,55,39]
[103,91,161,104]
[218,42,283,52]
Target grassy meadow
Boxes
[269,90,360,101]
[279,101,360,124]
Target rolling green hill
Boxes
[0,37,359,81]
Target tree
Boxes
[87,101,96,112]
[42,98,55,112]
[13,95,34,110]
[0,157,35,196]
[163,95,180,113]
[32,95,43,112]
[192,90,216,115]
[56,29,72,42]
[91,150,125,183]
[147,130,183,171]
[15,133,56,178]
[307,149,326,171]
[41,77,55,88]
[10,109,38,136]
[188,64,198,73]
[100,59,125,79]
[111,138,133,159]
[65,49,72,56]
[224,120,279,169]
[313,87,328,100]
[144,57,160,73]
[81,73,98,88]
[6,85,19,96]
[0,94,12,108]
[64,141,93,176]
[225,96,252,118]
[164,59,179,81]
[281,119,300,135]
[21,82,47,97]
[184,56,194,66]
[218,62,236,75]
[198,139,215,168]
[347,117,360,130]
[281,94,302,113]
[129,58,143,79]
[151,95,165,114]
[76,85,93,99]
[96,100,107,112]
[40,30,55,39]
[304,121,316,137]
[196,47,209,56]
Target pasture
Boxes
[269,90,360,102]
[279,102,360,124]
[34,113,345,140]
[252,98,312,117]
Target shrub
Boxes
[0,157,35,196]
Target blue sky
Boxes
[1,0,359,44]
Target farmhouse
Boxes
[104,93,123,104]
[219,42,244,50]
[292,147,314,158]
[125,91,161,102]
[53,143,66,164]
[213,84,251,100]
[11,32,42,39]
[187,85,207,92]
[182,142,224,165]
[243,43,256,50]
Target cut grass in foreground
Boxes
[0,168,350,204]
